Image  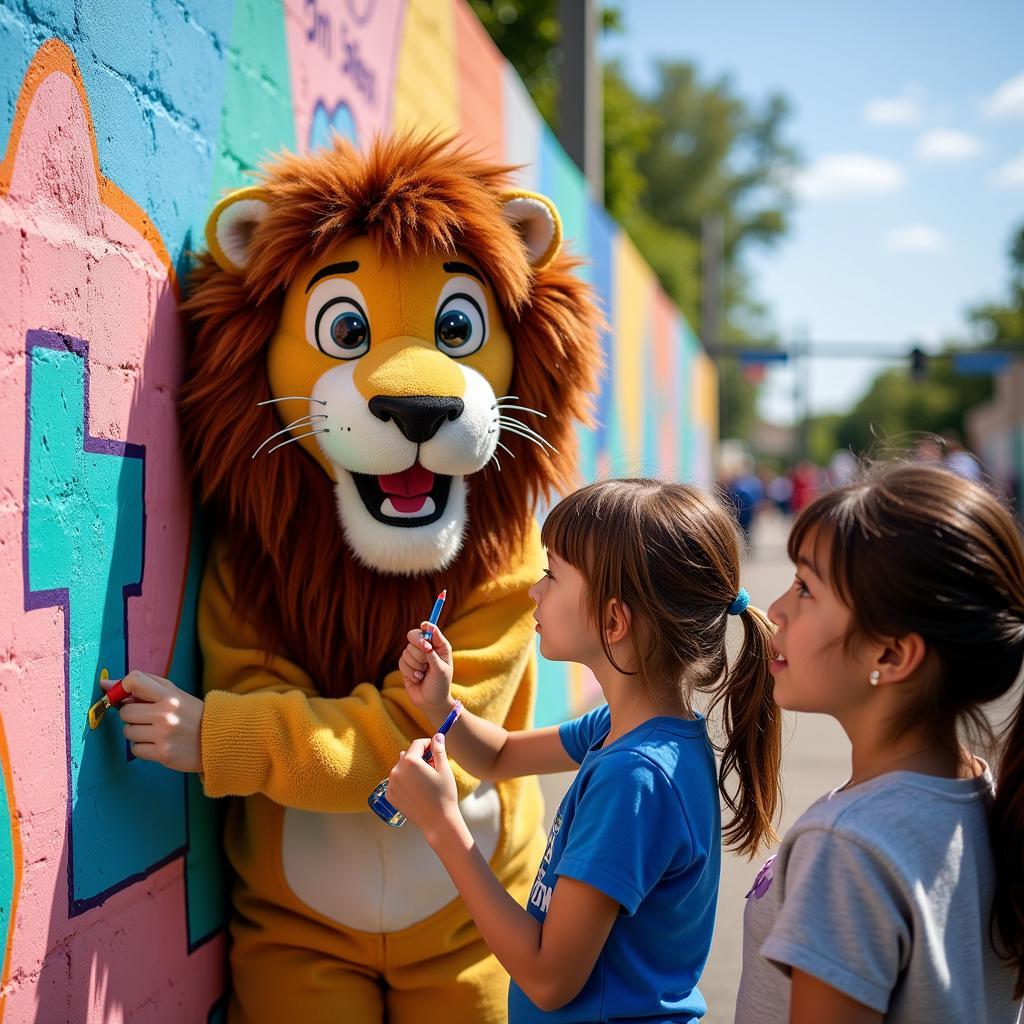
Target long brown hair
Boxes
[179,134,601,696]
[789,462,1024,997]
[541,478,782,857]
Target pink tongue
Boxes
[390,495,427,513]
[378,464,434,514]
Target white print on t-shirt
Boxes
[529,809,562,916]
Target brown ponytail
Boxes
[541,478,783,858]
[992,698,1024,998]
[712,604,782,857]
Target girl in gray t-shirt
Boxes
[735,463,1024,1024]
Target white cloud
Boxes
[914,129,981,162]
[993,151,1024,188]
[793,154,905,200]
[983,71,1024,119]
[863,86,924,125]
[885,225,949,253]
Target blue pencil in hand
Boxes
[422,589,447,643]
[367,701,463,828]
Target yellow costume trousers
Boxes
[223,795,545,1024]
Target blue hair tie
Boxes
[728,587,750,616]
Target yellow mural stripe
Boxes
[391,0,460,138]
[693,349,718,439]
[613,236,653,472]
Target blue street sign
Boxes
[952,352,1011,376]
[738,350,789,365]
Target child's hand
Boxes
[103,670,204,773]
[399,623,454,721]
[386,733,460,843]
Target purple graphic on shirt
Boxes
[746,854,776,900]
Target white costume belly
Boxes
[281,783,502,932]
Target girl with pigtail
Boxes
[737,462,1024,1024]
[386,478,781,1022]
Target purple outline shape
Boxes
[21,328,191,918]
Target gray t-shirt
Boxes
[736,764,1022,1024]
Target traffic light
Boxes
[909,346,927,381]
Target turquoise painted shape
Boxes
[186,771,227,947]
[0,733,15,977]
[25,334,186,911]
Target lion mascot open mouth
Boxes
[178,134,601,1024]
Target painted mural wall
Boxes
[0,1,718,1019]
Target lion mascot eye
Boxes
[435,293,485,357]
[316,301,370,359]
[304,277,373,359]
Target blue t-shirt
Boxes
[508,704,721,1023]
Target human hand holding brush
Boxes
[96,670,204,773]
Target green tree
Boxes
[969,224,1024,347]
[626,64,798,438]
[602,61,658,223]
[468,0,564,124]
[601,60,799,439]
[468,2,623,127]
[471,4,800,440]
[833,362,990,455]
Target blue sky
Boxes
[601,1,1024,424]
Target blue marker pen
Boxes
[422,589,446,643]
[367,701,463,827]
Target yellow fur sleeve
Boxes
[198,526,543,812]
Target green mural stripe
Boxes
[208,0,297,201]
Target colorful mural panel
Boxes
[0,38,225,1023]
[0,2,716,1017]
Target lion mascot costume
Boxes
[178,135,601,1023]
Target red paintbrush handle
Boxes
[105,679,129,706]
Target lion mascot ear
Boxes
[500,190,562,270]
[205,186,273,274]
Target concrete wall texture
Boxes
[0,2,718,1020]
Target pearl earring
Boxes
[869,670,880,687]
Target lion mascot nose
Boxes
[368,395,465,443]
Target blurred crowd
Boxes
[718,432,988,551]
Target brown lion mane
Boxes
[179,134,602,697]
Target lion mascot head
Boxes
[180,134,601,698]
